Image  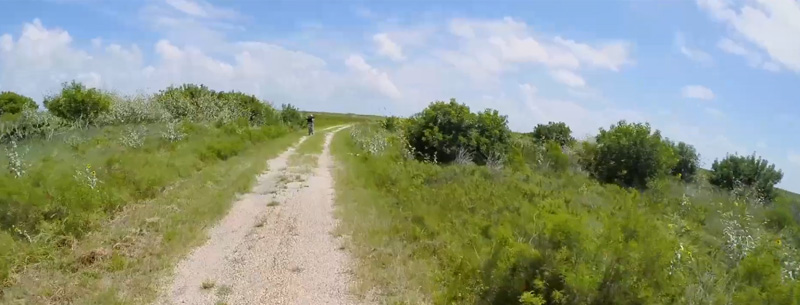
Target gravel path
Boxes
[157,126,355,305]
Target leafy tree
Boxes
[404,99,510,164]
[43,81,112,122]
[0,91,37,116]
[219,91,278,125]
[670,141,700,182]
[531,121,575,147]
[472,109,511,164]
[381,116,401,131]
[405,99,474,163]
[587,120,676,189]
[280,104,304,126]
[154,84,219,119]
[162,83,215,100]
[709,153,783,201]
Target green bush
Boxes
[154,84,216,120]
[43,81,112,122]
[0,91,37,116]
[670,141,700,182]
[218,91,278,125]
[544,141,569,172]
[152,84,283,126]
[280,104,304,126]
[338,126,800,305]
[404,99,510,164]
[473,109,511,164]
[531,122,574,147]
[380,116,401,132]
[709,153,783,201]
[586,120,676,189]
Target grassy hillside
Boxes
[333,124,800,305]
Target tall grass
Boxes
[0,79,384,303]
[333,125,800,305]
[2,131,303,303]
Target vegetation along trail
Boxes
[158,125,356,305]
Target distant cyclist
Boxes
[307,114,315,135]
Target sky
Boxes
[1,0,799,191]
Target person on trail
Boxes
[307,114,315,135]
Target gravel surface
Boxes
[157,126,356,305]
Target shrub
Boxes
[670,141,700,182]
[219,91,278,126]
[380,116,401,132]
[472,109,511,164]
[0,91,37,116]
[0,109,64,143]
[531,121,574,147]
[43,81,112,123]
[709,153,783,201]
[587,120,676,189]
[339,120,800,305]
[280,104,304,126]
[404,99,511,164]
[154,84,225,121]
[544,141,570,172]
[99,95,170,125]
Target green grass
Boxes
[333,125,800,305]
[2,125,302,304]
[0,111,364,303]
[304,111,380,127]
[288,128,332,169]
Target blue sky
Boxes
[2,0,800,191]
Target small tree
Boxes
[0,91,37,116]
[587,120,676,189]
[219,91,277,125]
[154,83,220,120]
[280,104,304,126]
[670,141,700,182]
[404,99,510,165]
[44,81,112,122]
[404,99,474,163]
[709,153,783,201]
[381,116,401,131]
[531,121,575,147]
[472,109,511,164]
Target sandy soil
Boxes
[157,126,355,305]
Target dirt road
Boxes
[157,126,355,305]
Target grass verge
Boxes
[331,127,432,305]
[332,125,800,305]
[1,129,302,304]
[288,127,335,170]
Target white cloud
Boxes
[345,55,402,99]
[372,33,405,61]
[682,85,715,100]
[0,19,371,109]
[717,37,749,56]
[789,152,800,167]
[353,7,376,19]
[716,37,780,71]
[705,107,725,119]
[164,0,240,20]
[675,32,712,64]
[553,37,632,71]
[762,61,781,72]
[697,0,800,72]
[444,17,631,76]
[549,69,586,88]
[519,83,645,138]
